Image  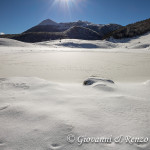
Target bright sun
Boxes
[49,0,78,17]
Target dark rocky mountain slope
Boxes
[104,18,150,39]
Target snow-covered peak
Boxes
[38,19,58,26]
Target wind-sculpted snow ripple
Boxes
[0,77,150,150]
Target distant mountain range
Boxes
[0,18,150,42]
[24,19,121,36]
[0,19,121,42]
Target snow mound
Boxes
[0,38,33,47]
[93,83,115,91]
[0,77,150,150]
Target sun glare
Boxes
[47,0,80,20]
[50,0,77,16]
[54,0,76,7]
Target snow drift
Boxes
[0,77,150,150]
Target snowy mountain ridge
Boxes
[38,19,97,27]
[38,19,58,26]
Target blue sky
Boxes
[0,0,150,34]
